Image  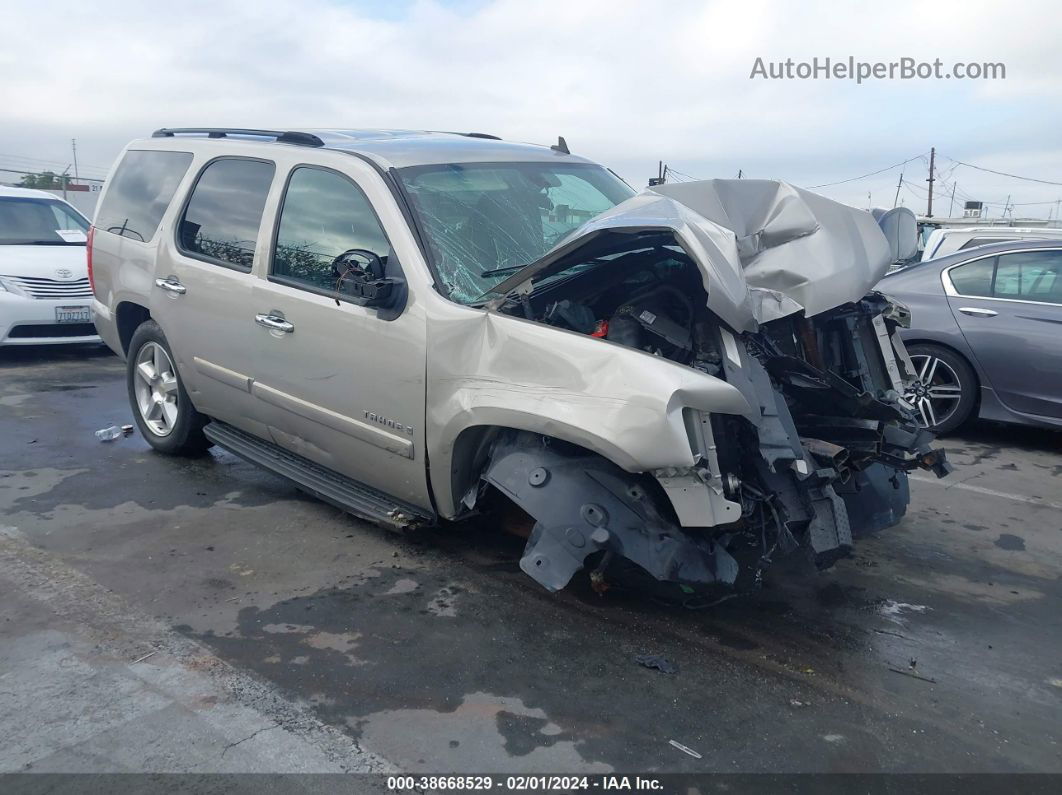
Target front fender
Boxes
[425,306,754,518]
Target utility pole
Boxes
[867,192,872,210]
[893,171,903,208]
[1002,195,1011,223]
[948,183,957,217]
[737,169,743,179]
[925,147,936,217]
[649,161,665,187]
[71,139,79,183]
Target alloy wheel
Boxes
[133,341,179,437]
[905,354,963,429]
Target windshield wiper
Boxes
[478,264,528,278]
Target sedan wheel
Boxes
[133,341,180,436]
[903,344,977,434]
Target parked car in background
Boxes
[880,239,1062,433]
[0,186,99,345]
[920,225,1061,262]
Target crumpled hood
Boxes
[490,179,892,333]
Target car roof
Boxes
[935,226,1054,236]
[889,237,1062,280]
[145,128,599,170]
[0,185,65,200]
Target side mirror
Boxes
[331,249,400,307]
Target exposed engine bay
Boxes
[483,233,950,597]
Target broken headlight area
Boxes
[487,241,950,596]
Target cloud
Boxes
[2,0,1060,213]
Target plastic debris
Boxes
[634,654,679,674]
[95,425,124,442]
[669,739,702,759]
[121,424,135,436]
[888,666,937,683]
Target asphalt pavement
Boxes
[1,345,1060,775]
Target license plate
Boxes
[55,306,91,324]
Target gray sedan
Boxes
[879,238,1062,433]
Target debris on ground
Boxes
[790,699,808,708]
[95,425,125,442]
[634,654,679,674]
[122,424,135,436]
[878,600,929,624]
[668,739,702,759]
[888,666,937,684]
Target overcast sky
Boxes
[3,0,1061,217]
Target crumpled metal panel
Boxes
[483,432,740,592]
[489,179,891,330]
[424,304,757,518]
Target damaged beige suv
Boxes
[90,127,949,597]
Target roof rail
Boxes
[151,128,325,147]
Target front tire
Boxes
[904,343,977,435]
[127,320,212,455]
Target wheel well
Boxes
[449,425,676,523]
[116,302,151,355]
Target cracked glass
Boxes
[397,162,633,304]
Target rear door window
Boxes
[178,159,275,271]
[271,166,391,297]
[993,250,1062,303]
[96,150,193,242]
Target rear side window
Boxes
[272,167,390,295]
[96,150,193,242]
[178,159,275,270]
[948,257,995,297]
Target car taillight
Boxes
[86,225,95,294]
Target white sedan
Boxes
[0,185,99,345]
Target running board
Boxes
[203,421,434,531]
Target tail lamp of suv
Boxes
[86,225,95,294]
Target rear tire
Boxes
[126,320,212,455]
[905,343,977,435]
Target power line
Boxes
[808,154,926,189]
[940,154,1062,187]
[0,151,110,171]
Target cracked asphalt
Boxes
[1,345,1061,774]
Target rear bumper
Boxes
[0,293,100,346]
[91,298,124,358]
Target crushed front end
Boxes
[705,291,950,586]
[476,179,951,596]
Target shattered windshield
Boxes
[397,162,634,304]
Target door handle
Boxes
[255,313,294,333]
[154,277,186,295]
[957,307,998,317]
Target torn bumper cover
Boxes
[484,433,739,592]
